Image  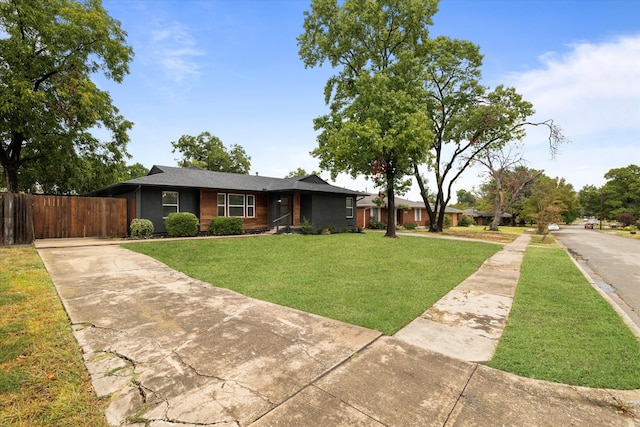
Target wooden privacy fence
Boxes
[1,193,128,246]
[1,193,34,246]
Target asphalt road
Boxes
[554,224,640,328]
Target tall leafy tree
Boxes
[0,0,134,193]
[521,175,579,227]
[171,131,251,174]
[601,164,640,221]
[578,184,602,219]
[298,0,437,238]
[412,36,566,232]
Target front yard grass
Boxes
[0,247,109,426]
[124,233,501,335]
[489,246,640,389]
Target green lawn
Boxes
[0,248,109,427]
[124,233,501,335]
[489,246,640,389]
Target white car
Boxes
[548,223,560,231]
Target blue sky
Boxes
[99,0,640,200]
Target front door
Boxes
[279,196,290,225]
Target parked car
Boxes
[548,223,560,231]
[585,223,594,229]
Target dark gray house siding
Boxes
[138,187,200,234]
[307,193,356,231]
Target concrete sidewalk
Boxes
[396,233,529,362]
[37,237,640,426]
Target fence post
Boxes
[3,193,14,246]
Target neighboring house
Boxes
[462,208,513,226]
[90,165,364,234]
[356,193,463,229]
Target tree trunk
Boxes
[489,186,504,231]
[384,179,397,238]
[3,193,14,246]
[2,165,19,193]
[1,132,24,193]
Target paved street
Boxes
[554,224,640,328]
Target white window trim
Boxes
[217,193,226,217]
[227,193,245,217]
[346,197,354,219]
[218,192,257,218]
[370,207,380,221]
[162,191,179,219]
[414,208,422,222]
[246,195,255,218]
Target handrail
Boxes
[273,213,291,234]
[273,213,290,224]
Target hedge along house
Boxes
[90,166,364,235]
[356,193,463,229]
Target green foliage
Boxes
[520,175,578,225]
[459,215,475,227]
[298,0,438,237]
[209,217,243,236]
[456,189,477,208]
[0,0,133,193]
[301,217,315,235]
[403,222,417,230]
[130,218,154,239]
[171,131,251,174]
[601,165,640,220]
[165,212,199,237]
[369,220,386,230]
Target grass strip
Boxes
[124,233,501,335]
[489,246,640,389]
[0,247,109,427]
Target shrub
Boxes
[301,217,314,235]
[459,215,475,227]
[369,220,386,230]
[209,217,243,236]
[618,212,636,226]
[130,218,154,239]
[165,212,199,237]
[403,222,417,230]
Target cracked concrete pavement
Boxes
[36,237,640,426]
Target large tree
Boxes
[0,0,134,193]
[298,0,437,238]
[412,35,566,232]
[601,164,640,221]
[171,131,251,174]
[520,174,579,227]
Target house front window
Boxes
[228,194,245,217]
[414,208,422,222]
[218,193,255,218]
[247,195,255,218]
[346,197,354,218]
[217,193,226,216]
[370,207,380,221]
[162,191,179,218]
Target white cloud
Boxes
[508,35,640,137]
[150,20,204,83]
[504,34,640,190]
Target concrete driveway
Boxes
[37,239,640,426]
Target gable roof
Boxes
[89,165,366,197]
